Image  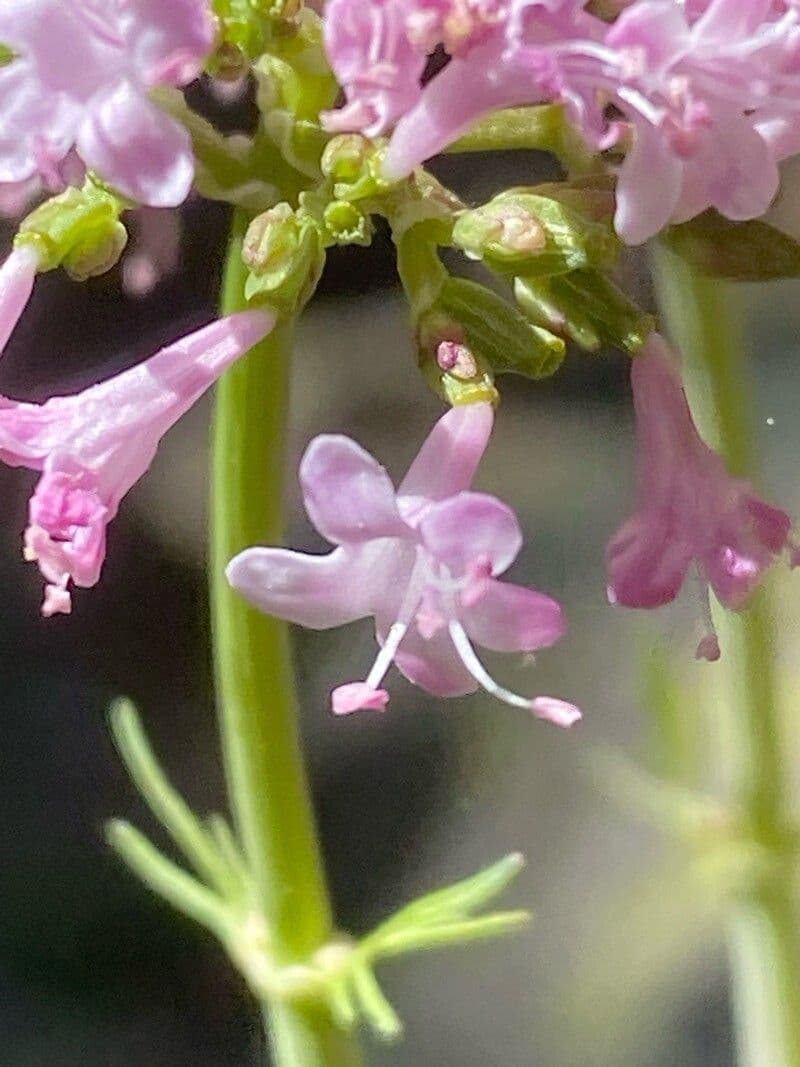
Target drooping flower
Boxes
[0,0,215,207]
[606,334,794,658]
[227,402,581,726]
[0,244,39,355]
[0,309,273,615]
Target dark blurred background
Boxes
[2,99,800,1065]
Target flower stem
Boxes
[652,245,800,1067]
[210,209,364,1067]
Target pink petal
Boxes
[461,579,567,653]
[387,621,477,698]
[418,491,523,577]
[614,121,683,245]
[331,682,390,715]
[299,435,407,544]
[606,512,693,608]
[77,82,194,207]
[119,0,215,86]
[398,402,494,520]
[226,546,376,629]
[383,44,527,181]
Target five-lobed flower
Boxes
[228,402,581,725]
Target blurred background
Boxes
[1,96,800,1066]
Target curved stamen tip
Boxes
[331,682,390,716]
[695,634,721,662]
[530,697,582,729]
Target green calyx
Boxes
[242,202,325,313]
[0,43,15,66]
[15,177,128,280]
[108,699,530,1042]
[515,270,654,355]
[453,184,619,278]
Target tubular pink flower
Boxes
[0,0,215,207]
[0,309,274,615]
[227,403,581,726]
[607,334,794,657]
[0,244,39,355]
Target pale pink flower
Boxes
[607,334,794,657]
[322,0,427,137]
[0,245,39,355]
[0,0,215,207]
[0,310,273,615]
[228,403,581,725]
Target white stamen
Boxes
[365,621,409,689]
[448,619,538,710]
[693,568,721,660]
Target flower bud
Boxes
[16,179,127,277]
[243,203,324,313]
[453,203,546,265]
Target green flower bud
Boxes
[515,269,654,355]
[453,188,619,278]
[320,134,372,185]
[16,179,127,276]
[243,203,324,313]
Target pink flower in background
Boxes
[228,402,581,726]
[0,309,273,615]
[0,0,215,207]
[607,334,794,658]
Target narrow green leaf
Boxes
[375,853,526,932]
[373,911,531,959]
[109,699,233,895]
[350,964,403,1039]
[106,820,229,935]
[662,212,800,282]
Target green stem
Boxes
[210,209,363,1067]
[652,245,800,1067]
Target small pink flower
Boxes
[228,403,581,725]
[0,245,39,355]
[0,309,274,615]
[607,334,793,656]
[0,0,215,207]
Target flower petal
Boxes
[76,82,194,207]
[398,402,494,520]
[418,492,523,577]
[614,121,683,245]
[606,511,693,608]
[299,435,407,544]
[118,0,215,85]
[227,546,375,629]
[391,623,478,698]
[461,579,566,653]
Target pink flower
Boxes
[0,309,273,615]
[0,0,215,207]
[607,334,793,657]
[228,403,581,726]
[322,0,427,137]
[0,245,39,355]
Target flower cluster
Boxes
[0,0,214,207]
[0,0,794,729]
[322,0,800,242]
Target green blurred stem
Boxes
[210,209,363,1067]
[652,245,800,1067]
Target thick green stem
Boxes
[210,209,363,1067]
[652,246,800,1067]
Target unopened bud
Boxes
[243,204,298,275]
[321,134,371,184]
[454,203,546,265]
[64,221,128,281]
[243,203,324,312]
